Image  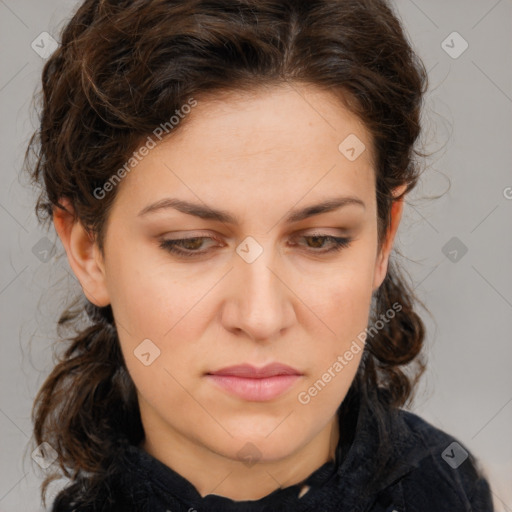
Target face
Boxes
[62,84,402,466]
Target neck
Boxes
[139,408,341,501]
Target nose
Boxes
[220,240,294,343]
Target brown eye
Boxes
[293,234,352,253]
[159,236,220,257]
[159,233,352,259]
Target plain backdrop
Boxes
[0,0,511,510]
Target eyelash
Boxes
[159,234,352,258]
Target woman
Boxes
[25,0,494,510]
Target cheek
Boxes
[105,243,198,335]
[300,248,375,396]
[296,274,370,412]
[112,272,206,409]
[311,256,375,339]
[105,249,214,384]
[313,280,371,378]
[333,274,373,333]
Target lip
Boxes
[206,363,303,402]
[208,363,302,378]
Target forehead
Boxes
[174,84,374,164]
[112,83,376,216]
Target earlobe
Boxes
[372,186,407,292]
[53,198,110,307]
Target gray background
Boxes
[1,0,511,510]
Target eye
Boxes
[159,236,219,257]
[291,233,352,253]
[159,232,352,258]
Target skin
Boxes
[54,83,406,501]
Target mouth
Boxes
[205,363,303,402]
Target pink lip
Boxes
[208,363,302,378]
[206,363,303,401]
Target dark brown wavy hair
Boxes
[24,0,431,508]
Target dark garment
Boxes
[52,394,494,512]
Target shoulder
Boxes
[388,409,494,511]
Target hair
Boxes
[25,0,430,508]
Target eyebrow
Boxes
[137,196,365,224]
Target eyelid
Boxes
[159,230,353,259]
[158,230,349,249]
[161,227,350,239]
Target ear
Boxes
[372,185,407,292]
[53,197,110,307]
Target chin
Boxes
[210,417,311,462]
[227,437,301,465]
